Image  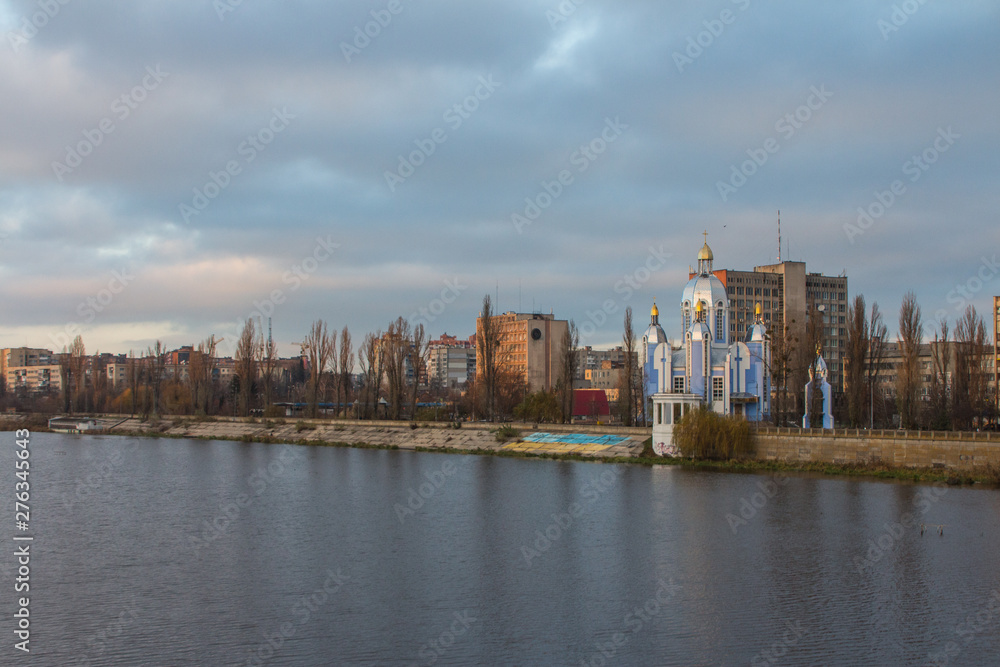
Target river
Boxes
[3,432,999,665]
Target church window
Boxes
[713,376,724,401]
[673,403,682,424]
[715,310,724,341]
[673,376,685,393]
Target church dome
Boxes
[697,243,713,261]
[680,274,728,313]
[651,302,659,318]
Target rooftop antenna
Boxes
[777,209,781,263]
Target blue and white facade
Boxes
[644,238,771,456]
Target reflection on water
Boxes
[3,433,999,666]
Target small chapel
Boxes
[643,235,771,456]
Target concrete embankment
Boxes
[107,417,649,460]
[755,427,1000,471]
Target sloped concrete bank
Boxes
[107,417,649,460]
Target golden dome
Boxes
[755,302,762,317]
[697,243,714,261]
[651,302,659,318]
[695,301,704,314]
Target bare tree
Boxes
[409,322,428,420]
[618,307,637,426]
[866,302,888,428]
[845,295,869,427]
[234,319,261,417]
[304,320,335,418]
[383,317,411,420]
[953,304,988,430]
[189,335,218,415]
[557,320,579,423]
[258,322,278,416]
[145,340,167,418]
[338,326,353,418]
[68,335,87,413]
[895,292,923,430]
[927,319,951,430]
[126,350,142,416]
[476,295,501,421]
[359,330,383,419]
[767,316,799,426]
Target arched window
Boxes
[715,308,724,342]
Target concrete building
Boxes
[477,312,568,393]
[2,348,62,395]
[427,333,475,389]
[703,260,848,391]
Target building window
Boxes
[713,376,724,401]
[716,310,724,342]
[673,376,685,393]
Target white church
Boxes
[643,236,771,456]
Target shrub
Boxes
[495,425,520,442]
[673,406,755,460]
[295,420,316,433]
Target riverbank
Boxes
[97,415,999,486]
[4,414,998,486]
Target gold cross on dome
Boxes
[703,230,708,243]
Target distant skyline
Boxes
[1,1,997,357]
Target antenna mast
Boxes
[777,209,781,263]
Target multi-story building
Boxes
[427,333,475,389]
[701,259,848,391]
[476,312,568,392]
[2,348,62,394]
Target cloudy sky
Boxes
[0,0,997,357]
